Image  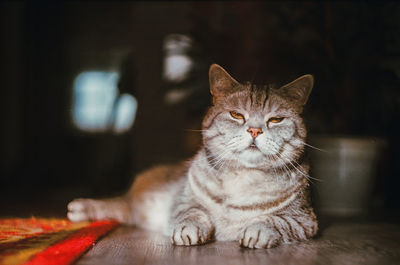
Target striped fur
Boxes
[67,64,317,248]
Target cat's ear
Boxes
[209,64,240,102]
[278,74,314,105]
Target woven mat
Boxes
[0,218,119,265]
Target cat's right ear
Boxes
[278,74,314,106]
[209,64,240,103]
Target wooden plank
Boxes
[77,222,400,265]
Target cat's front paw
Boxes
[171,222,212,246]
[239,223,280,249]
[67,198,94,222]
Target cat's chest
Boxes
[219,169,279,205]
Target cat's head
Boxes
[202,64,313,169]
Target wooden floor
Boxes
[77,220,400,265]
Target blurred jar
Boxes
[309,135,386,217]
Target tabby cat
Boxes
[67,64,318,248]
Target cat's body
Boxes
[68,64,318,248]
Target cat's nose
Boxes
[247,127,263,138]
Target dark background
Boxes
[1,1,399,216]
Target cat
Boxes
[67,64,318,249]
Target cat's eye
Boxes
[230,111,245,120]
[268,117,284,124]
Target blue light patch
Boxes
[72,71,119,132]
[113,93,138,134]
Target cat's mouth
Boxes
[248,143,259,151]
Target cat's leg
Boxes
[67,196,132,224]
[170,204,214,246]
[240,211,318,249]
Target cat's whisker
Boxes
[212,139,243,171]
[267,142,312,182]
[267,141,322,183]
[278,152,323,183]
[267,154,284,180]
[217,157,230,173]
[268,151,290,175]
[207,152,229,167]
[206,147,233,170]
[206,141,236,162]
[184,129,208,132]
[278,157,293,177]
[302,142,327,153]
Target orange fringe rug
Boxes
[0,218,119,265]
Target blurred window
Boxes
[72,71,137,134]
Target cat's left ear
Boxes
[209,64,240,103]
[278,74,314,105]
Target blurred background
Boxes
[0,1,399,218]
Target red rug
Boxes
[0,218,119,265]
